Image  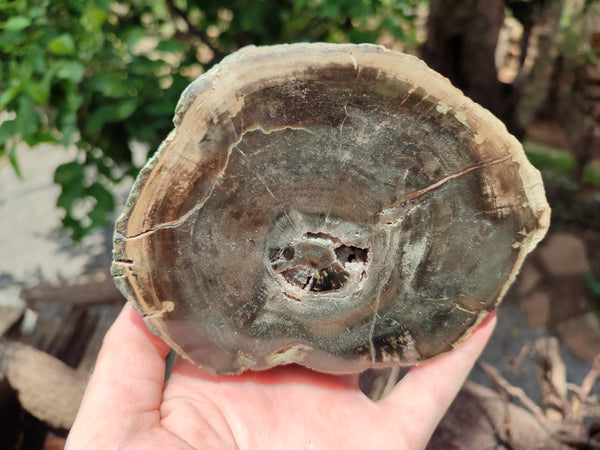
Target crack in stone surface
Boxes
[379,153,513,220]
[325,59,361,226]
[234,136,304,235]
[124,84,510,243]
[367,227,399,364]
[124,147,511,244]
[236,145,301,235]
[122,124,312,240]
[453,303,479,315]
[368,297,381,364]
[237,149,281,203]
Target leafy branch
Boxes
[164,0,225,62]
[0,0,421,240]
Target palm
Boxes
[67,305,494,449]
[160,363,401,449]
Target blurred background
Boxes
[0,0,599,448]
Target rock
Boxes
[112,43,550,375]
[519,292,550,328]
[538,233,590,276]
[516,260,542,296]
[555,312,600,361]
[547,276,594,328]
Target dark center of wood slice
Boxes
[268,231,370,295]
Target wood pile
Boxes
[0,275,123,449]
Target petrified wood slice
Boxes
[112,43,550,375]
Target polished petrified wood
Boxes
[112,43,550,375]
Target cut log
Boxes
[0,341,87,429]
[20,278,124,308]
[112,43,550,375]
[20,279,124,368]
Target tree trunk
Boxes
[421,0,524,138]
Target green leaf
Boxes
[88,181,115,212]
[382,17,407,40]
[123,27,146,48]
[60,214,85,241]
[86,99,138,137]
[15,96,41,136]
[0,119,17,144]
[0,81,22,108]
[54,161,85,186]
[586,273,600,297]
[320,1,342,19]
[155,39,185,53]
[4,16,31,31]
[92,0,111,9]
[27,7,47,21]
[348,29,380,43]
[293,0,313,12]
[8,143,22,178]
[48,34,76,56]
[81,6,107,31]
[60,124,78,146]
[524,140,575,175]
[55,60,85,83]
[116,99,138,119]
[0,29,26,46]
[146,100,176,116]
[93,157,114,179]
[90,74,129,98]
[26,44,47,74]
[86,104,119,136]
[24,81,49,104]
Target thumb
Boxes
[67,303,172,447]
[380,313,496,448]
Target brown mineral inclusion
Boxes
[111,43,550,375]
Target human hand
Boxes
[66,303,495,449]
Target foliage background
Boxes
[0,0,598,240]
[0,0,421,240]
